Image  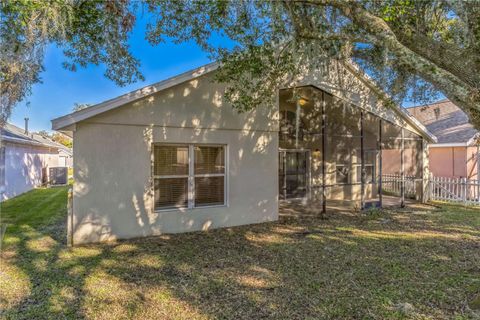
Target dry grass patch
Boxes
[1,188,479,319]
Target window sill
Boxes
[154,204,228,213]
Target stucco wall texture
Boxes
[69,63,429,244]
[72,73,279,244]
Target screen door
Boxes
[279,150,309,200]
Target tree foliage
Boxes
[1,0,142,124]
[36,129,72,148]
[145,0,480,125]
[1,0,480,127]
[51,132,72,148]
[72,102,90,112]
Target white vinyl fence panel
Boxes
[430,176,480,205]
[382,174,418,199]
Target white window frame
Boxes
[354,163,375,184]
[152,143,228,212]
[335,164,350,185]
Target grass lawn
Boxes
[1,188,479,319]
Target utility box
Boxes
[49,167,68,185]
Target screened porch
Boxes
[278,86,426,213]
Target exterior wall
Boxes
[1,142,58,201]
[429,147,467,178]
[382,149,401,174]
[466,146,479,180]
[59,156,68,167]
[71,73,278,244]
[58,150,73,168]
[453,147,467,177]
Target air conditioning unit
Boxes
[49,167,68,185]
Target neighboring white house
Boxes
[0,122,63,201]
[57,145,73,168]
[52,60,435,245]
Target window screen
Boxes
[194,146,225,206]
[154,146,188,176]
[154,178,188,209]
[336,165,349,184]
[153,145,189,209]
[153,144,226,210]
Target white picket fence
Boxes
[382,174,418,199]
[382,174,480,205]
[430,176,480,205]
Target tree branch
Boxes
[295,0,480,122]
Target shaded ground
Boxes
[1,187,479,319]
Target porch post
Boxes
[321,92,327,215]
[401,128,405,207]
[378,119,383,207]
[360,112,365,210]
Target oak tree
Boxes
[2,1,479,126]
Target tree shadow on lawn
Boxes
[1,205,479,319]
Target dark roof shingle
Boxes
[1,123,60,148]
[407,100,478,144]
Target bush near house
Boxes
[0,188,479,319]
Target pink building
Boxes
[408,100,479,180]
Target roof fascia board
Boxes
[1,135,59,149]
[52,62,220,130]
[429,142,468,147]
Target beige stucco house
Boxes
[52,60,435,245]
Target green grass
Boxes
[1,187,68,233]
[1,188,479,319]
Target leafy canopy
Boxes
[1,1,479,126]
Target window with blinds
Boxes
[153,145,189,209]
[194,146,225,206]
[153,144,226,210]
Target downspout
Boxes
[67,187,73,246]
[321,92,327,216]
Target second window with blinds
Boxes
[153,144,226,210]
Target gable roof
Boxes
[51,60,435,142]
[52,62,220,132]
[407,99,478,145]
[1,123,60,149]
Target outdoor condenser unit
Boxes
[49,167,68,185]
